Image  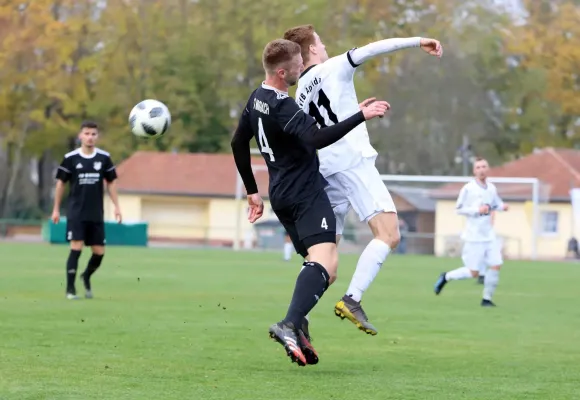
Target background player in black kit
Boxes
[231,39,389,366]
[51,121,123,300]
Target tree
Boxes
[506,0,580,150]
[0,1,75,217]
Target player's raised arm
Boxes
[278,97,388,149]
[456,185,487,216]
[348,37,442,66]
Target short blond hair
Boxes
[283,25,316,63]
[262,39,301,75]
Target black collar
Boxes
[300,64,318,78]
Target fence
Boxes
[0,218,527,260]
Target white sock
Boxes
[483,269,499,300]
[478,265,486,277]
[283,242,293,261]
[445,267,473,281]
[346,239,391,302]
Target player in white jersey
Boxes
[453,210,495,285]
[433,158,509,307]
[284,25,443,334]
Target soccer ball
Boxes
[129,99,171,138]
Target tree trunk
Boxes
[37,150,53,214]
[2,121,29,218]
[0,137,8,214]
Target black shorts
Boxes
[66,220,105,246]
[274,189,336,258]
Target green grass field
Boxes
[1,243,579,399]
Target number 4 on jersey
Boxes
[258,118,275,162]
[321,218,328,230]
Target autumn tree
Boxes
[0,1,76,217]
[505,0,580,152]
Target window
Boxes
[540,211,559,235]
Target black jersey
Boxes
[231,83,365,209]
[56,148,117,222]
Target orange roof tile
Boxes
[432,148,580,201]
[115,151,270,197]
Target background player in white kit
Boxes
[433,157,509,307]
[454,210,496,285]
[284,25,443,334]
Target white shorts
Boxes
[324,156,396,235]
[462,241,503,271]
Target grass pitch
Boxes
[0,242,579,399]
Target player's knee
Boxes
[326,256,339,284]
[374,228,400,249]
[70,241,83,251]
[490,265,501,271]
[306,242,338,285]
[319,252,339,284]
[369,212,400,248]
[470,270,479,278]
[91,245,105,256]
[385,231,401,249]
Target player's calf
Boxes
[345,212,397,302]
[434,267,477,295]
[337,212,395,334]
[477,262,486,285]
[368,211,400,250]
[270,257,331,367]
[81,250,104,299]
[481,265,500,306]
[306,241,339,284]
[66,246,82,298]
[275,242,336,363]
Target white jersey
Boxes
[296,38,421,177]
[296,53,375,177]
[456,180,504,242]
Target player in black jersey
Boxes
[231,39,389,366]
[51,121,123,300]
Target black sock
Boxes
[83,254,104,289]
[283,262,330,328]
[66,250,82,294]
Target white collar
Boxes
[261,82,288,95]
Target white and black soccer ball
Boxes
[129,99,171,138]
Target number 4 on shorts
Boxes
[321,218,328,230]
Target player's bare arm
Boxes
[106,180,123,223]
[51,179,66,224]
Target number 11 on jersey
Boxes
[258,118,275,162]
